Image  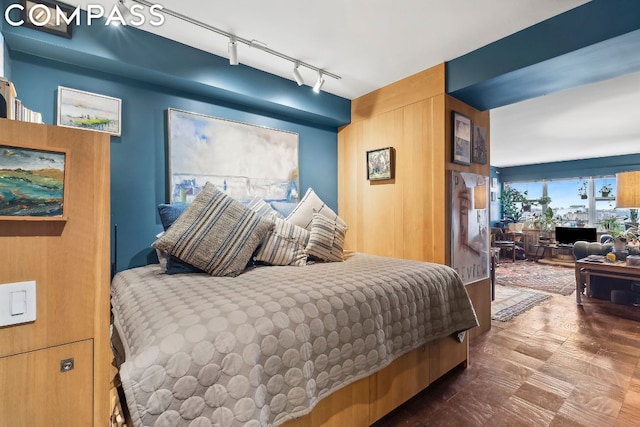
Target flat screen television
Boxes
[555,226,597,244]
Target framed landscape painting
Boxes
[57,86,121,136]
[366,147,395,181]
[167,108,299,203]
[0,144,69,220]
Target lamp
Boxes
[292,63,304,86]
[228,38,238,66]
[125,0,341,90]
[616,171,640,208]
[313,71,325,93]
[474,182,487,210]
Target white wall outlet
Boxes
[0,280,36,327]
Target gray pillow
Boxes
[245,196,285,221]
[306,213,348,262]
[153,182,274,276]
[254,218,309,266]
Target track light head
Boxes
[313,71,325,93]
[117,0,132,20]
[292,63,304,86]
[228,38,238,66]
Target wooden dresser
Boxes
[0,119,111,426]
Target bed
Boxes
[110,184,478,426]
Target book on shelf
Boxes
[0,77,44,124]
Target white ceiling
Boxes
[63,0,640,167]
[491,71,640,167]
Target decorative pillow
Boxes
[246,196,285,221]
[286,188,347,230]
[254,218,310,266]
[153,182,274,277]
[156,203,203,274]
[270,201,298,218]
[306,213,348,262]
[157,203,189,230]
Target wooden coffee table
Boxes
[575,257,640,304]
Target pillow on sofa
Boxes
[153,182,274,277]
[287,188,347,230]
[254,218,310,266]
[306,213,348,262]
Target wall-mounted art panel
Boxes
[167,108,299,204]
[451,170,489,284]
[0,143,68,219]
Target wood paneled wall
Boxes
[0,119,111,425]
[338,64,491,336]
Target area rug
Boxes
[495,261,575,296]
[492,285,552,322]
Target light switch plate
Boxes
[0,281,36,327]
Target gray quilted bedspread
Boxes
[111,253,478,427]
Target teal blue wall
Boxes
[0,16,9,78]
[2,3,350,271]
[447,0,640,110]
[10,53,342,271]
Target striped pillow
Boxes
[306,213,348,262]
[287,188,347,230]
[254,218,310,266]
[246,196,285,221]
[152,183,274,277]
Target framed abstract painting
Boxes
[0,143,69,220]
[167,108,299,204]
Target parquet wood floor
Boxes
[373,291,640,426]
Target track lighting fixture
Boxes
[228,38,238,66]
[116,0,132,20]
[292,63,304,86]
[313,71,325,93]
[124,0,341,91]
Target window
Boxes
[504,176,630,230]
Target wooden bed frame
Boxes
[111,332,468,427]
[283,333,469,426]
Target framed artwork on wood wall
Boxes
[452,111,472,165]
[366,147,395,181]
[472,124,487,164]
[0,143,69,220]
[451,170,489,285]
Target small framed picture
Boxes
[57,86,122,136]
[21,0,74,38]
[472,124,487,164]
[0,143,69,220]
[366,147,395,181]
[452,111,472,165]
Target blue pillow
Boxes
[158,203,189,230]
[270,201,298,218]
[157,203,203,274]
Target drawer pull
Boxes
[60,358,74,372]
